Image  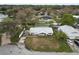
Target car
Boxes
[76,39,79,41]
[74,40,79,47]
[67,39,73,45]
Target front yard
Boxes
[25,35,72,52]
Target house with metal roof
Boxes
[58,25,79,39]
[38,15,53,22]
[29,27,53,36]
[73,15,79,19]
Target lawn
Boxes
[25,36,72,52]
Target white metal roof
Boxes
[73,15,79,19]
[29,27,53,35]
[58,25,79,39]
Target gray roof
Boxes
[41,15,52,19]
[58,25,79,39]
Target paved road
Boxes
[0,43,79,55]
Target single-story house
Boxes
[29,27,53,36]
[41,15,52,19]
[38,15,53,22]
[58,25,79,40]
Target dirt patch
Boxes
[25,36,59,51]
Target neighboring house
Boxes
[41,15,52,19]
[73,15,79,19]
[0,14,8,22]
[38,15,53,22]
[36,15,54,27]
[58,25,79,40]
[72,10,79,15]
[29,27,53,36]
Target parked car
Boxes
[67,39,73,45]
[74,40,79,47]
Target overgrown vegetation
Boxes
[0,17,22,43]
[10,28,22,43]
[53,31,72,52]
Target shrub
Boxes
[10,28,22,43]
[53,30,68,40]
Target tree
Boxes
[1,17,22,43]
[15,8,35,26]
[61,14,76,26]
[7,8,17,18]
